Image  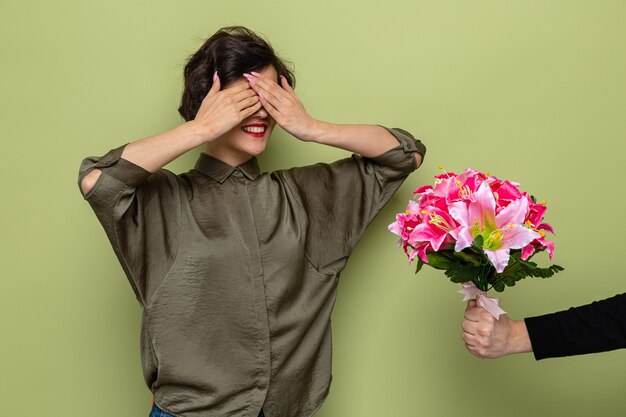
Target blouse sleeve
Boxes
[78,145,184,306]
[524,293,626,360]
[279,127,426,275]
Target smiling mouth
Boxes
[242,124,267,138]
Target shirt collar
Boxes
[194,153,261,183]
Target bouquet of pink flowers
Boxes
[389,167,563,319]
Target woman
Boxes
[79,26,425,417]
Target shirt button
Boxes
[96,159,113,167]
[402,141,414,152]
[233,169,243,178]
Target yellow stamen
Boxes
[458,184,472,199]
[421,210,428,215]
[524,220,545,236]
[541,199,547,205]
[509,224,514,229]
[437,165,452,179]
[485,171,491,176]
[427,211,454,232]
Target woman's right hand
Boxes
[190,73,262,142]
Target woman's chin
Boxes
[242,139,269,156]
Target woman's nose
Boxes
[253,104,269,119]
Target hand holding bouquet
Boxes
[389,167,563,319]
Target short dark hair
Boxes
[178,26,296,121]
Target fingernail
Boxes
[213,71,218,81]
[251,71,260,76]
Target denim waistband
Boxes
[149,403,265,417]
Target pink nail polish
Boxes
[251,71,260,76]
[213,71,218,81]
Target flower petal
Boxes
[538,238,555,259]
[388,221,403,236]
[449,201,470,226]
[521,244,536,260]
[484,249,511,273]
[454,226,474,252]
[468,182,497,232]
[406,200,420,214]
[496,197,529,227]
[538,223,555,234]
[501,224,542,250]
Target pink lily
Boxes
[408,205,458,261]
[449,182,541,273]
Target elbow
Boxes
[80,169,102,195]
[414,153,424,169]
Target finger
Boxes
[462,331,477,344]
[463,335,479,349]
[243,75,272,100]
[246,81,281,110]
[224,82,253,96]
[461,320,477,335]
[240,101,263,119]
[237,95,260,111]
[249,72,287,102]
[464,343,479,353]
[464,309,480,322]
[246,78,282,110]
[466,300,477,311]
[280,74,294,92]
[259,93,280,119]
[232,87,258,103]
[207,72,220,96]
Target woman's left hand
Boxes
[243,72,318,141]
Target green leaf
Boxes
[415,258,425,274]
[498,257,564,283]
[504,279,516,287]
[453,251,482,266]
[423,251,456,270]
[493,281,505,292]
[444,262,483,284]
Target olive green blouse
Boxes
[78,127,425,417]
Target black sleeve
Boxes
[524,293,626,360]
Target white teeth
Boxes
[243,126,265,133]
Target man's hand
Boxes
[462,300,533,358]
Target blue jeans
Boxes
[149,403,265,417]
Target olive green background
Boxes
[1,0,625,416]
